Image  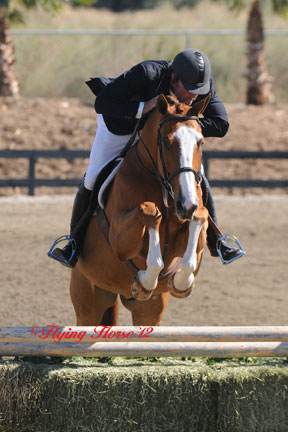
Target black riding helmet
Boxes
[171,48,211,95]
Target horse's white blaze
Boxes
[174,125,203,210]
[173,218,202,291]
[138,227,164,291]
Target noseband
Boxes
[136,114,203,205]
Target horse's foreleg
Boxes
[168,208,208,298]
[171,219,202,293]
[110,202,164,300]
[110,202,161,260]
[131,225,164,300]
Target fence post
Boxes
[185,31,191,48]
[28,155,36,196]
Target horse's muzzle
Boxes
[175,198,198,221]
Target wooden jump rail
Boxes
[0,326,288,358]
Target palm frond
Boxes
[272,0,288,15]
[210,0,251,11]
[8,7,25,21]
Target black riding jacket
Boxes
[86,60,229,137]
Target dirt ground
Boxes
[0,97,287,326]
[0,195,287,326]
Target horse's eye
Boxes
[197,138,204,148]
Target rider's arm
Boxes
[199,78,229,138]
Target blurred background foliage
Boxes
[4,0,288,103]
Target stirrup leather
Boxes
[216,234,246,265]
[47,235,76,265]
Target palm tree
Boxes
[212,0,288,104]
[0,5,19,96]
[246,0,273,104]
[0,0,92,97]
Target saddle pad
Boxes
[97,158,124,211]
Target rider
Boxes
[49,48,245,268]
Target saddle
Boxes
[89,114,142,214]
[90,157,124,213]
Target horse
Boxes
[70,94,210,327]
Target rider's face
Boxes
[171,74,198,105]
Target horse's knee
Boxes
[137,202,162,229]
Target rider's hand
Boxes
[142,96,159,115]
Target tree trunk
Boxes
[246,0,273,105]
[0,7,19,96]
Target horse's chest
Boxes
[161,219,189,257]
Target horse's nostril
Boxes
[191,204,198,214]
[176,200,184,214]
[176,199,198,220]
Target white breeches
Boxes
[84,114,137,191]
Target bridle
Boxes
[135,114,203,206]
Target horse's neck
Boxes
[139,110,161,161]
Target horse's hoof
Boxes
[167,275,194,298]
[131,275,153,301]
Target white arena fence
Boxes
[10,29,288,50]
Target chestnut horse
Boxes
[70,94,209,326]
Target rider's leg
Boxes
[84,114,135,190]
[50,178,92,267]
[49,115,135,268]
[201,174,244,263]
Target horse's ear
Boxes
[157,94,170,115]
[188,93,211,117]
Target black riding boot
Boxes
[201,175,245,263]
[48,180,92,268]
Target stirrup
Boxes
[216,234,246,265]
[47,235,77,266]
